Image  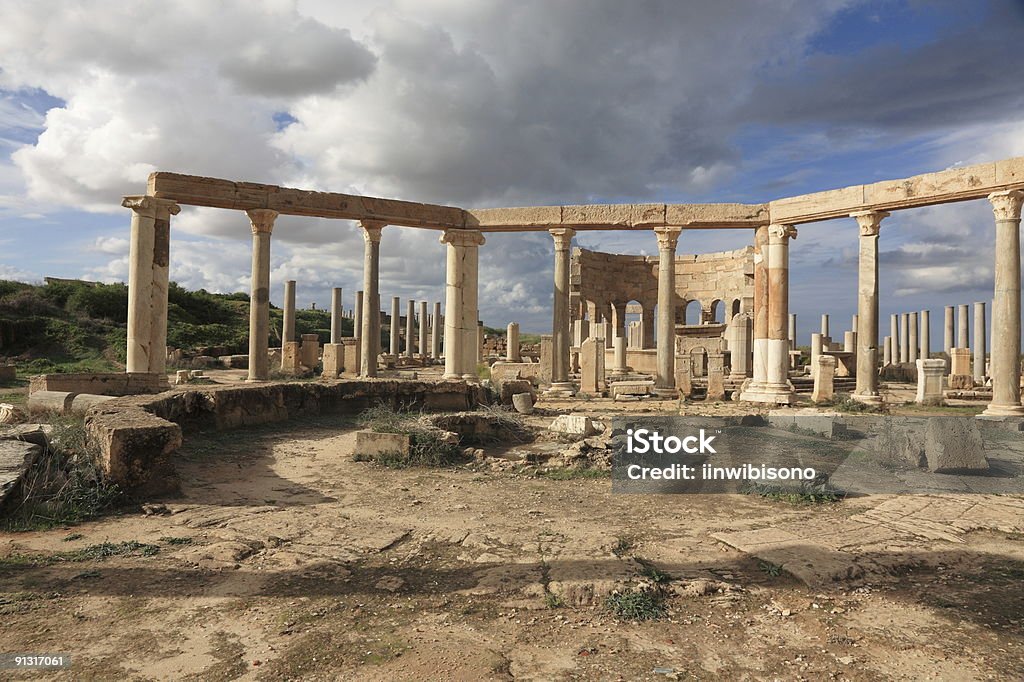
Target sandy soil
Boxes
[2,397,1023,681]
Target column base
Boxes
[653,387,679,399]
[851,392,882,405]
[442,372,461,380]
[245,378,268,384]
[545,381,577,397]
[738,385,794,405]
[981,403,1024,417]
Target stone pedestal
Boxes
[322,343,344,378]
[949,347,972,385]
[341,339,361,378]
[281,341,302,374]
[916,358,946,406]
[300,334,319,369]
[812,355,836,403]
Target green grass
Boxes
[159,536,193,546]
[759,560,785,578]
[0,540,160,569]
[822,394,886,414]
[744,481,844,505]
[605,589,666,621]
[544,592,564,609]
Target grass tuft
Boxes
[355,404,466,468]
[605,589,666,621]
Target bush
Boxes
[355,404,467,468]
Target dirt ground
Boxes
[2,390,1023,681]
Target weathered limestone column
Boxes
[282,280,297,343]
[441,229,485,379]
[746,225,770,396]
[123,196,180,375]
[354,292,363,342]
[330,288,343,343]
[611,301,627,342]
[763,223,797,402]
[359,221,385,377]
[389,297,401,355]
[406,299,416,358]
[810,333,823,370]
[883,336,892,365]
[851,314,859,336]
[612,336,628,376]
[851,210,885,399]
[843,332,856,353]
[899,313,909,364]
[920,310,930,360]
[432,301,442,359]
[957,303,970,350]
[507,322,521,362]
[908,312,919,365]
[890,314,899,362]
[548,227,576,395]
[944,306,955,357]
[788,314,797,352]
[641,305,655,349]
[245,208,277,382]
[654,226,682,395]
[419,301,428,359]
[983,190,1024,416]
[820,314,829,338]
[973,302,986,384]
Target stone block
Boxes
[915,358,946,406]
[949,347,971,377]
[549,414,598,438]
[281,341,302,373]
[512,392,534,414]
[579,337,605,395]
[355,430,410,458]
[322,343,344,378]
[87,410,182,496]
[0,440,43,508]
[539,335,553,384]
[300,334,320,369]
[27,390,76,415]
[69,394,117,415]
[924,418,988,473]
[812,355,836,403]
[341,339,360,377]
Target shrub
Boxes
[355,404,466,468]
[605,589,666,621]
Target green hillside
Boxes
[0,279,350,375]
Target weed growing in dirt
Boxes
[544,592,564,609]
[0,540,160,569]
[159,536,193,545]
[3,415,123,531]
[612,536,636,557]
[744,481,844,505]
[636,559,670,584]
[824,394,886,414]
[605,589,666,621]
[759,560,785,578]
[355,404,466,468]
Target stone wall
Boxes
[29,372,168,396]
[85,379,487,497]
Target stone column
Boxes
[973,302,986,384]
[920,310,930,360]
[359,221,385,377]
[282,280,297,343]
[611,301,627,341]
[641,305,655,349]
[612,336,628,376]
[984,190,1024,416]
[908,312,918,365]
[441,229,485,379]
[390,297,401,355]
[330,287,343,343]
[245,208,277,382]
[883,336,892,365]
[406,299,416,358]
[943,306,955,357]
[820,314,829,338]
[123,196,180,375]
[507,322,521,362]
[958,303,970,350]
[763,223,797,402]
[432,301,442,359]
[746,225,770,396]
[788,314,797,352]
[851,314,859,337]
[354,292,363,342]
[419,301,428,359]
[548,227,576,395]
[654,226,682,395]
[851,211,885,406]
[890,314,899,362]
[810,333,823,371]
[899,313,909,363]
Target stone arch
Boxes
[731,298,742,319]
[679,300,700,325]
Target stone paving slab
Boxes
[0,440,43,507]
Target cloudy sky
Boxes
[1,0,1023,340]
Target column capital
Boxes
[440,228,486,248]
[851,210,889,236]
[653,226,682,251]
[360,220,387,242]
[989,190,1024,222]
[246,208,278,235]
[549,226,575,250]
[767,223,797,242]
[122,195,180,217]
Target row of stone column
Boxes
[387,297,441,358]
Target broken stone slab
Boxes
[0,424,52,447]
[549,414,598,438]
[69,393,117,415]
[0,440,43,508]
[0,403,25,424]
[767,409,847,439]
[609,380,654,400]
[924,418,988,473]
[354,430,410,458]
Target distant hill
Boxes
[0,279,347,374]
